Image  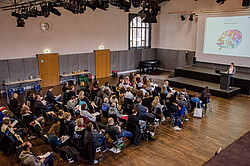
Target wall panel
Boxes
[24,57,39,79]
[8,59,25,82]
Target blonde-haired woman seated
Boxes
[152,96,165,121]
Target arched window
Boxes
[129,14,151,49]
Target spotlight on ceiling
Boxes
[110,0,131,12]
[140,1,161,23]
[181,15,185,21]
[21,7,29,19]
[63,2,78,13]
[216,0,226,5]
[48,2,61,16]
[16,17,25,27]
[29,7,39,18]
[189,14,193,21]
[41,4,50,17]
[132,0,141,8]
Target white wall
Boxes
[0,6,130,59]
[153,0,246,51]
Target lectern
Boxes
[220,73,232,90]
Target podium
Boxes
[220,73,232,90]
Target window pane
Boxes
[137,17,141,27]
[142,28,145,40]
[130,28,132,40]
[137,39,141,47]
[133,28,136,39]
[142,22,145,27]
[142,41,145,47]
[146,28,149,46]
[137,29,141,38]
[129,15,151,49]
[133,39,137,47]
[133,18,136,27]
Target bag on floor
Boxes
[60,146,80,162]
[193,108,202,118]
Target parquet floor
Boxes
[0,71,249,166]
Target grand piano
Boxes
[139,60,160,73]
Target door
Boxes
[95,49,110,79]
[37,53,60,88]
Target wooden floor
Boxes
[0,71,250,166]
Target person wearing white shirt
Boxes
[124,87,134,100]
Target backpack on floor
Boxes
[60,146,80,162]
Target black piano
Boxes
[139,60,160,73]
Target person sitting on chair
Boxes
[134,98,149,120]
[106,118,133,139]
[46,86,61,104]
[64,112,76,139]
[19,141,54,166]
[108,103,121,120]
[84,123,109,165]
[48,123,62,147]
[190,92,202,108]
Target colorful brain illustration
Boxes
[217,29,242,49]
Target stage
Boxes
[167,66,250,98]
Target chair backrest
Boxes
[107,130,118,141]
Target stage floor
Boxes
[168,77,241,93]
[176,66,250,80]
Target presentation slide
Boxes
[203,15,250,57]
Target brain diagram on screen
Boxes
[217,29,242,50]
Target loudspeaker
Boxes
[242,0,250,6]
[193,57,196,66]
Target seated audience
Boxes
[19,141,54,166]
[124,87,134,100]
[108,103,121,120]
[152,96,165,121]
[134,98,149,119]
[48,123,62,147]
[58,110,66,137]
[190,92,202,108]
[84,123,109,165]
[46,86,61,104]
[68,85,76,99]
[64,112,75,138]
[79,104,96,122]
[9,93,20,117]
[106,118,133,138]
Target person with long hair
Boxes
[152,96,165,121]
[226,62,236,88]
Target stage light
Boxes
[16,17,25,27]
[48,2,61,16]
[11,11,22,18]
[41,4,50,17]
[216,0,226,5]
[63,2,77,14]
[132,0,141,8]
[21,8,29,19]
[189,14,193,21]
[110,0,131,12]
[141,1,160,23]
[181,15,185,21]
[29,7,38,18]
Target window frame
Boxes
[128,13,151,50]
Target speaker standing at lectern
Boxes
[226,62,236,88]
